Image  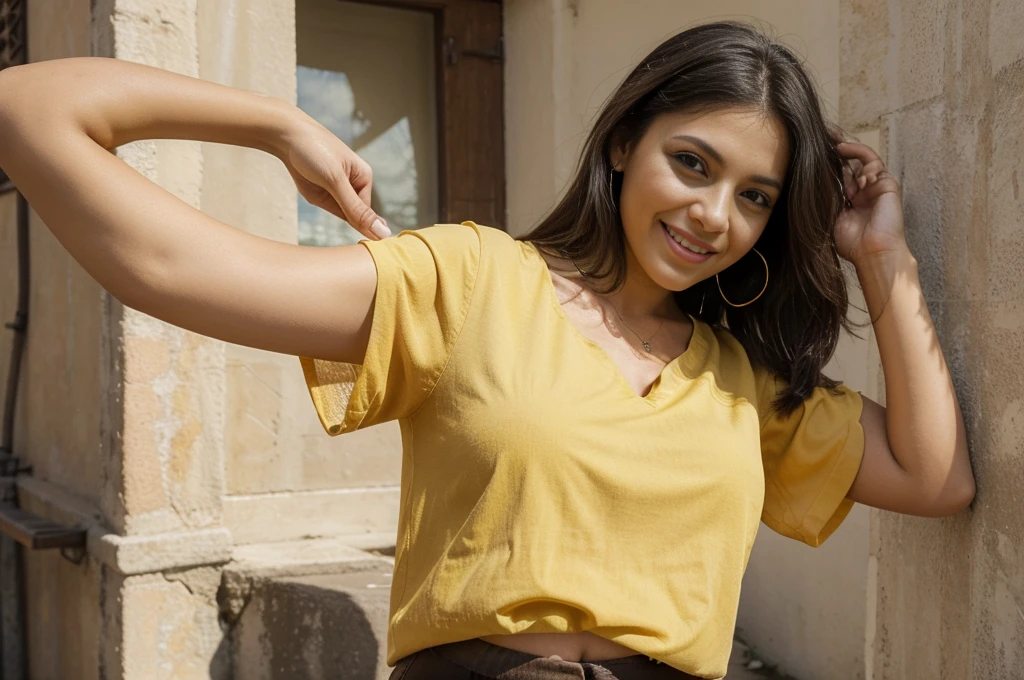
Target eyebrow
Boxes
[671,135,784,192]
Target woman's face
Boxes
[614,106,790,293]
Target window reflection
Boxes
[296,0,439,247]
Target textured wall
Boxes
[12,1,105,677]
[840,0,1024,677]
[216,0,403,547]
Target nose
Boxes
[687,186,730,234]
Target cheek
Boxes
[618,164,681,227]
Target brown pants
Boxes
[389,638,704,680]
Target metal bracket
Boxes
[0,505,87,551]
[444,35,504,66]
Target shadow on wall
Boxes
[228,574,387,679]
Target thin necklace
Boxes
[557,249,666,353]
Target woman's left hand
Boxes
[834,141,909,266]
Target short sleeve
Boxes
[299,222,481,436]
[755,368,866,547]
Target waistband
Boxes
[428,638,703,680]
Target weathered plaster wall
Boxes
[10,0,231,676]
[840,0,1024,677]
[8,0,399,675]
[204,0,402,547]
[11,1,105,677]
[505,2,871,678]
[16,0,105,523]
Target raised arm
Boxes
[0,56,389,363]
[835,140,975,516]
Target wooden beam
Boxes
[0,506,87,550]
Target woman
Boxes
[0,20,974,680]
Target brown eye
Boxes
[744,191,772,208]
[675,152,707,175]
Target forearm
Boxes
[0,57,303,305]
[858,248,974,504]
[0,57,296,154]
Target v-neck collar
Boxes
[523,240,710,407]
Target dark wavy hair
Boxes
[520,20,852,415]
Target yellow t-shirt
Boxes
[299,221,865,679]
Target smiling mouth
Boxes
[661,222,716,255]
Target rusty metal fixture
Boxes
[0,0,28,193]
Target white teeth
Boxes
[663,225,710,254]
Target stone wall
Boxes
[3,0,401,675]
[840,0,1024,676]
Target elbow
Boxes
[923,474,976,517]
[950,475,977,514]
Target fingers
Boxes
[333,179,390,239]
[835,138,898,202]
[837,140,883,166]
[842,162,901,205]
[841,163,858,200]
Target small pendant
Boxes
[642,341,651,352]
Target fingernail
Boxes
[370,218,391,239]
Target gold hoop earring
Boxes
[716,248,769,307]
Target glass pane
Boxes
[296,0,439,246]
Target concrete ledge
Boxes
[218,537,393,630]
[90,526,232,575]
[229,536,394,579]
[18,475,232,575]
[224,486,400,544]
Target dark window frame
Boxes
[339,0,506,230]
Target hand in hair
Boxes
[834,140,907,266]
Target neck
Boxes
[604,244,681,321]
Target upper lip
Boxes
[661,222,718,253]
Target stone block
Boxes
[950,0,995,115]
[124,335,171,383]
[886,100,948,302]
[91,526,233,576]
[224,486,400,545]
[228,537,392,581]
[989,61,1024,303]
[233,571,393,680]
[158,328,226,530]
[840,0,894,128]
[989,0,1024,76]
[225,360,286,494]
[116,571,230,680]
[122,382,171,517]
[300,422,403,492]
[896,0,946,107]
[219,538,392,626]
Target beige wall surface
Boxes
[841,0,1024,677]
[505,2,870,678]
[11,1,105,677]
[209,0,403,546]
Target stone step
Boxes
[221,537,396,679]
[233,571,395,680]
